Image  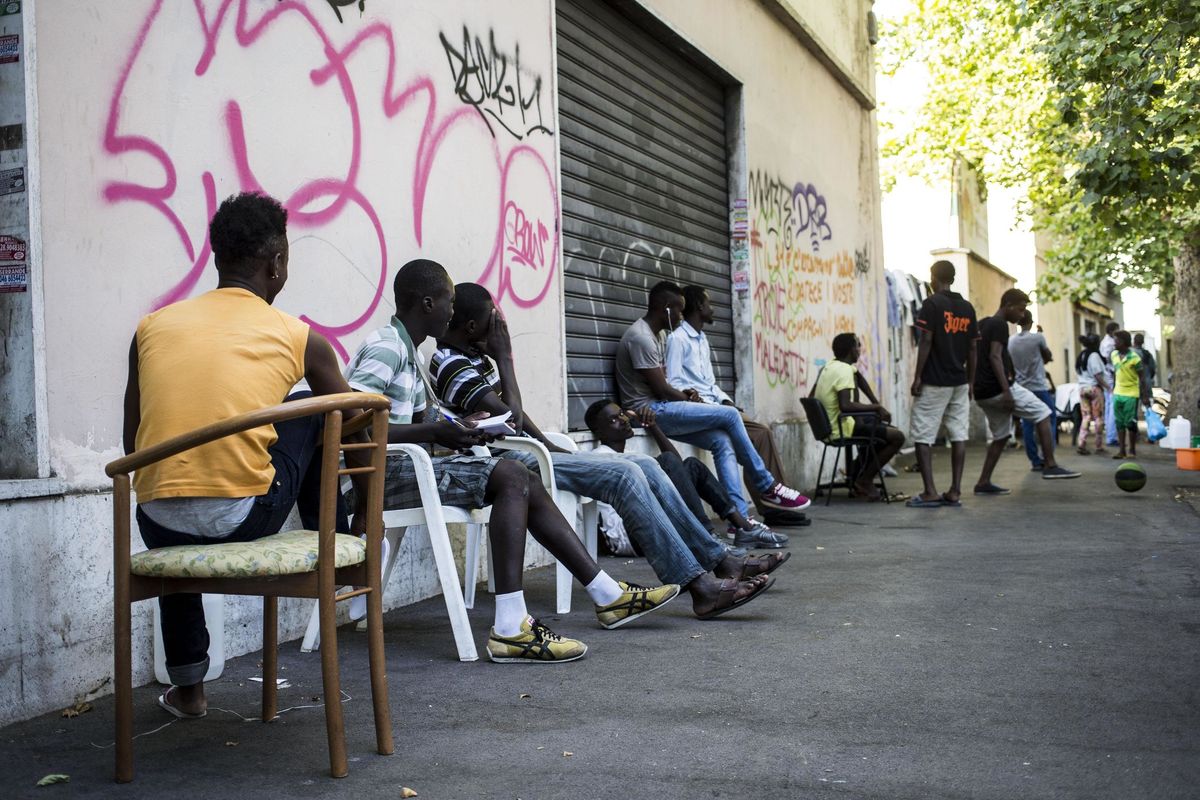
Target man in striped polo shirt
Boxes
[344,260,680,663]
[431,282,787,621]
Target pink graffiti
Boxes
[102,0,559,358]
[503,202,549,271]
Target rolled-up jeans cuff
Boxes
[670,566,706,587]
[167,657,209,688]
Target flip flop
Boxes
[157,686,206,719]
[973,483,1011,495]
[696,576,775,620]
[940,493,963,507]
[905,496,943,508]
[740,551,790,579]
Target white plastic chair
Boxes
[301,442,487,661]
[301,435,598,656]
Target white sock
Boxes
[585,570,623,606]
[493,591,528,637]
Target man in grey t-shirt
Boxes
[612,281,811,518]
[1009,311,1056,470]
[615,316,680,410]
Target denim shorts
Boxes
[380,452,505,510]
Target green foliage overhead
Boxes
[879,0,1200,302]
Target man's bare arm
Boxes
[989,341,1010,393]
[966,344,978,399]
[304,330,372,517]
[638,366,694,402]
[911,330,932,395]
[122,335,141,455]
[854,371,880,405]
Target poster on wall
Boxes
[0,33,17,64]
[0,3,19,18]
[0,233,26,292]
[0,166,23,194]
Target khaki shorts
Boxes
[977,383,1051,440]
[910,383,970,444]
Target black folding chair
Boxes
[799,396,890,505]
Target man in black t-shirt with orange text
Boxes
[907,260,979,507]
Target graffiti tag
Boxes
[439,26,552,141]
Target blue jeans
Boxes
[515,451,725,586]
[1020,388,1056,467]
[648,401,775,517]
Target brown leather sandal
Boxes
[695,576,775,620]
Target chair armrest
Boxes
[486,436,557,493]
[386,442,436,469]
[542,431,579,452]
[106,392,389,476]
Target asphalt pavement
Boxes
[3,442,1198,799]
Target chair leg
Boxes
[318,589,349,778]
[554,493,579,614]
[582,501,599,560]
[262,597,278,722]
[426,522,479,662]
[114,590,134,782]
[827,446,841,506]
[301,527,403,651]
[815,444,828,500]
[463,523,481,610]
[365,555,394,755]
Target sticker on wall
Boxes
[0,166,23,194]
[0,234,25,261]
[0,33,17,64]
[0,264,26,293]
[732,270,750,293]
[0,234,26,293]
[0,3,19,18]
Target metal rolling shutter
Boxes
[557,0,733,429]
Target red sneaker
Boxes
[760,483,812,511]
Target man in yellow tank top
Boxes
[122,192,367,719]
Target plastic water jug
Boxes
[1164,417,1192,449]
[152,594,225,685]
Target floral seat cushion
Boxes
[129,529,366,578]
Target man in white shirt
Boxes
[665,285,808,527]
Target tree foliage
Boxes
[878,0,1200,304]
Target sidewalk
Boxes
[4,443,1199,799]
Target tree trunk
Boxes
[1168,228,1200,422]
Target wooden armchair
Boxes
[105,393,393,782]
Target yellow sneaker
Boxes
[595,581,681,630]
[486,617,587,663]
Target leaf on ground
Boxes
[519,693,531,699]
[61,701,92,718]
[400,787,418,798]
[690,634,702,639]
[563,751,573,757]
[225,741,238,747]
[36,775,70,787]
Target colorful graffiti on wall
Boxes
[101,0,558,359]
[748,170,881,394]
